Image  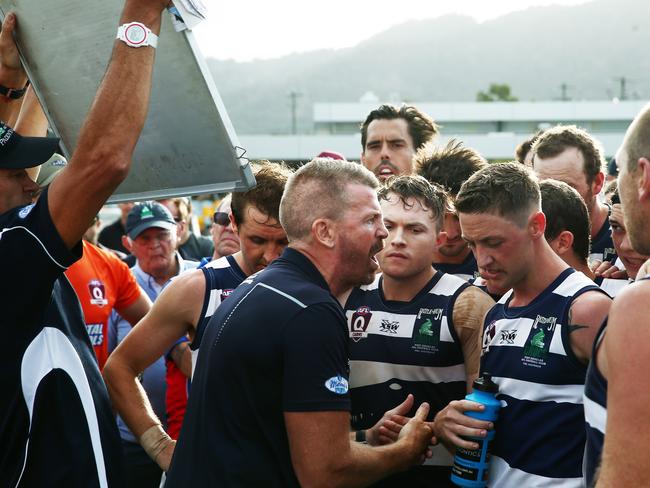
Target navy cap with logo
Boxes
[0,122,60,169]
[126,201,176,239]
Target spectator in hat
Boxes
[108,201,198,488]
[159,197,214,261]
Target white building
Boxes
[239,99,647,162]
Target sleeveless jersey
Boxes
[590,213,616,265]
[345,271,469,483]
[583,319,608,487]
[481,268,605,487]
[433,252,478,282]
[165,255,245,438]
[583,276,650,485]
[595,276,630,298]
[190,254,246,373]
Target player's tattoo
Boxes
[567,308,589,333]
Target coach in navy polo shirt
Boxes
[167,158,436,487]
[0,2,168,486]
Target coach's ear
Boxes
[311,218,336,248]
[638,157,650,202]
[528,210,546,239]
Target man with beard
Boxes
[584,104,650,487]
[532,125,615,266]
[166,159,436,487]
[360,104,438,182]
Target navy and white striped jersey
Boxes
[595,276,630,298]
[480,268,605,487]
[345,271,469,485]
[166,248,350,487]
[433,252,478,282]
[590,214,616,265]
[189,255,246,373]
[583,319,608,487]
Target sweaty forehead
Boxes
[534,147,587,183]
[458,211,514,238]
[381,193,433,219]
[242,205,284,232]
[366,119,412,143]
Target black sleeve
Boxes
[282,302,351,412]
[0,188,82,317]
[1,188,81,267]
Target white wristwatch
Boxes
[116,22,158,48]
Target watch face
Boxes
[125,23,147,45]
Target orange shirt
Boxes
[65,240,141,369]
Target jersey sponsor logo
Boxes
[220,288,234,301]
[325,375,349,395]
[379,319,399,334]
[417,307,443,320]
[18,204,35,219]
[346,309,415,340]
[85,323,104,346]
[482,320,497,355]
[522,315,556,367]
[88,280,108,307]
[412,308,443,354]
[350,306,372,342]
[533,314,558,333]
[499,329,518,344]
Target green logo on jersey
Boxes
[524,328,545,357]
[412,316,440,354]
[418,319,434,340]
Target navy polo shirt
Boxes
[166,247,351,487]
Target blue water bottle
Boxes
[450,373,500,487]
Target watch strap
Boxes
[116,22,158,48]
[0,80,29,100]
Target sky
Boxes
[191,0,590,62]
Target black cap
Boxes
[126,201,176,239]
[473,373,499,394]
[0,122,60,169]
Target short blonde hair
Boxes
[279,158,379,241]
[622,103,650,173]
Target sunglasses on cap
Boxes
[213,211,230,226]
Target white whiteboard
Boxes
[0,0,255,202]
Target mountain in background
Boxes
[207,0,649,134]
